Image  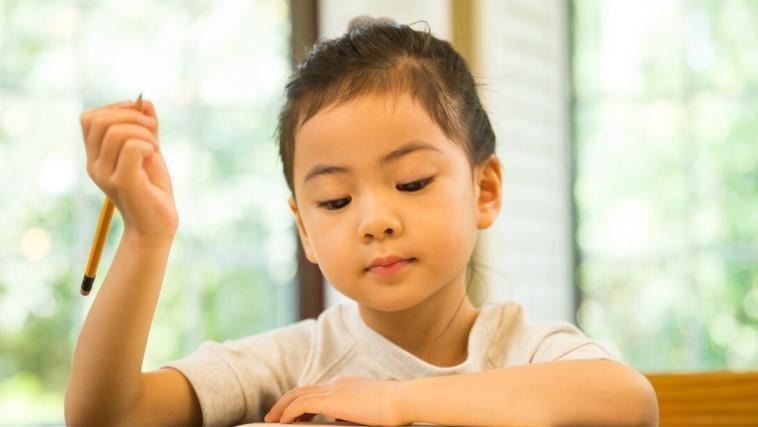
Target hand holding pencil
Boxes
[79,94,178,295]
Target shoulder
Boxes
[483,301,619,366]
[159,316,321,426]
[199,305,354,369]
[172,315,318,381]
[207,315,318,353]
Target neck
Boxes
[358,275,480,367]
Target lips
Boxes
[364,255,416,275]
[367,255,409,269]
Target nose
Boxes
[357,194,403,243]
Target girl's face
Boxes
[288,92,500,312]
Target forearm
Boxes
[398,359,658,427]
[65,230,175,425]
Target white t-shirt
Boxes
[161,301,617,427]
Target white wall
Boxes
[477,0,574,323]
[317,0,575,324]
[318,0,450,40]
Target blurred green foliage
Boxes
[0,0,294,424]
[572,0,758,371]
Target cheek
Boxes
[424,177,478,227]
[304,216,355,276]
[422,218,476,268]
[412,183,478,265]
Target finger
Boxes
[133,99,160,140]
[266,388,307,422]
[280,393,331,424]
[86,107,157,147]
[81,96,159,143]
[137,99,157,120]
[265,385,326,422]
[85,109,157,161]
[97,123,158,177]
[111,139,155,185]
[80,99,137,137]
[81,99,133,116]
[293,413,316,423]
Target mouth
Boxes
[365,257,417,275]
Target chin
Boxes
[362,299,416,312]
[354,288,431,313]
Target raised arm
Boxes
[65,100,201,427]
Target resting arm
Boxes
[397,359,658,427]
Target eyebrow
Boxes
[303,140,443,184]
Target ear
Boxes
[288,196,318,264]
[474,154,503,229]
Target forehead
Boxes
[292,93,456,182]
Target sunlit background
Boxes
[573,0,758,371]
[0,0,756,425]
[1,1,296,424]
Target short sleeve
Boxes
[529,321,618,364]
[160,319,315,427]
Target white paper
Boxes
[237,423,441,426]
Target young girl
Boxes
[65,17,658,427]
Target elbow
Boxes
[64,384,117,427]
[637,378,659,427]
[573,360,659,427]
[64,381,82,427]
[620,366,659,427]
[65,404,116,427]
[64,384,93,427]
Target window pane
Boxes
[573,0,687,99]
[573,0,758,371]
[0,0,294,424]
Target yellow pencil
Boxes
[80,93,143,296]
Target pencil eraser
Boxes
[81,275,95,296]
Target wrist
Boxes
[122,228,176,248]
[394,378,420,425]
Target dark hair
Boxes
[276,16,496,199]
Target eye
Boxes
[317,197,351,211]
[397,177,434,192]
